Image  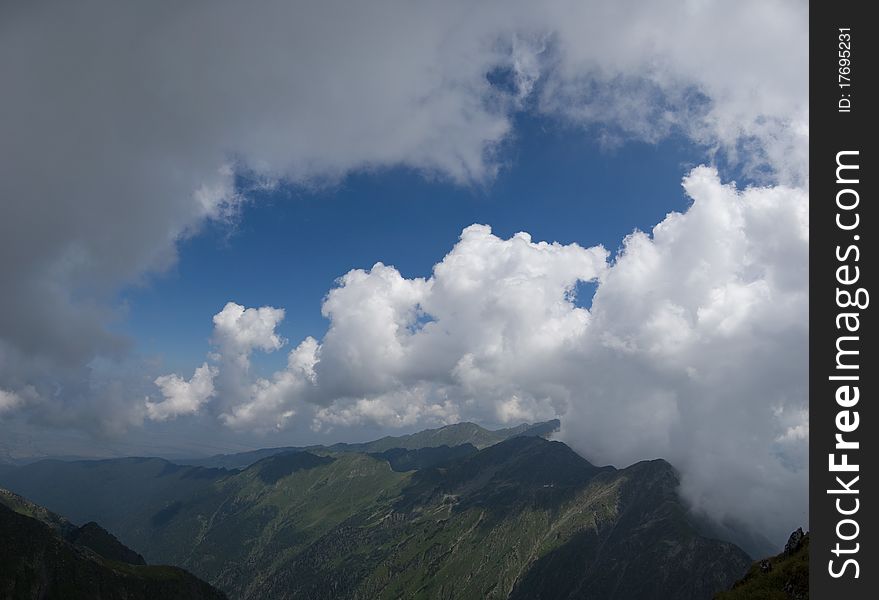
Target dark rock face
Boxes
[784,527,805,557]
[0,503,227,600]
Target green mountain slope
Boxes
[244,438,748,600]
[0,501,227,600]
[149,451,410,595]
[0,432,750,600]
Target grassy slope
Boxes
[354,472,626,599]
[1,432,749,600]
[237,439,749,600]
[715,534,808,600]
[144,451,411,597]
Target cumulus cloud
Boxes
[164,166,806,549]
[309,225,608,424]
[212,302,286,362]
[219,337,318,429]
[564,167,808,548]
[146,363,218,421]
[0,389,26,415]
[169,226,606,429]
[205,302,289,418]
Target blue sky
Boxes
[123,116,703,376]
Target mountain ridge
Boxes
[0,423,752,600]
[176,419,561,470]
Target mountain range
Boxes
[0,420,754,600]
[174,419,561,470]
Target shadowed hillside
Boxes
[0,500,226,600]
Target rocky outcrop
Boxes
[715,528,809,600]
[784,527,805,556]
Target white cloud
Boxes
[0,389,25,415]
[212,302,286,359]
[534,0,808,184]
[146,363,218,421]
[219,337,318,430]
[206,302,288,420]
[564,167,808,545]
[312,386,462,432]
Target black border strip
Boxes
[810,1,876,597]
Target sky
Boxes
[125,119,701,376]
[1,0,807,548]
